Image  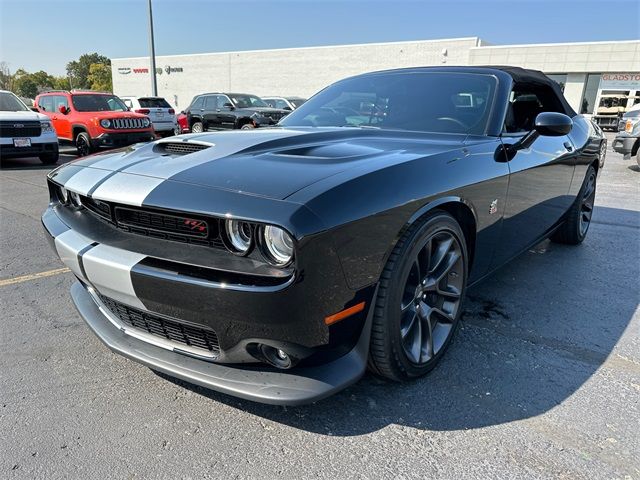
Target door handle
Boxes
[563,141,573,152]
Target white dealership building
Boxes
[112,37,640,115]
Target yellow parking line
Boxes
[0,267,71,287]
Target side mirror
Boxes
[223,102,234,110]
[534,112,573,136]
[58,105,68,114]
[30,106,39,113]
[510,112,573,152]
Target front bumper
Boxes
[94,132,156,148]
[0,140,58,159]
[71,280,371,405]
[612,134,638,157]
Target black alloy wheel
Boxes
[368,210,468,381]
[579,169,596,237]
[551,165,597,245]
[399,230,464,364]
[75,132,92,157]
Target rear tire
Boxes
[191,121,203,133]
[368,210,468,381]
[240,123,255,130]
[551,165,596,245]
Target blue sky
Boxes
[1,0,638,75]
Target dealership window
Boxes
[546,74,567,92]
[580,73,601,114]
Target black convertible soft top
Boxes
[488,66,577,117]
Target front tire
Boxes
[240,123,255,130]
[39,150,59,165]
[551,165,596,245]
[191,121,203,133]
[75,132,94,157]
[368,210,468,381]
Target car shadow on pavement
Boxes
[161,205,639,435]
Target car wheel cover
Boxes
[77,136,89,156]
[399,229,463,365]
[579,171,596,236]
[192,123,202,133]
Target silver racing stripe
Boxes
[63,167,114,196]
[82,244,147,310]
[54,230,95,282]
[122,129,305,179]
[90,172,165,206]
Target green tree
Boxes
[0,62,13,90]
[66,53,110,89]
[87,63,112,92]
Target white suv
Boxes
[0,90,59,164]
[120,96,178,137]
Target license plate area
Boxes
[13,138,31,147]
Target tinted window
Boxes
[0,91,29,111]
[275,99,289,109]
[139,97,172,108]
[39,95,55,112]
[280,72,497,135]
[289,98,306,108]
[263,99,276,108]
[229,94,268,108]
[204,96,217,110]
[190,96,204,110]
[53,95,69,110]
[72,94,128,112]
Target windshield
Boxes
[280,72,497,135]
[0,91,29,112]
[288,98,306,108]
[72,94,128,112]
[229,94,268,108]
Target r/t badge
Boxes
[489,199,499,215]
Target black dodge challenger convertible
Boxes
[42,67,604,405]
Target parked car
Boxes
[612,103,640,166]
[0,90,59,164]
[176,111,189,134]
[42,66,604,405]
[262,96,307,111]
[184,93,289,132]
[120,96,178,137]
[35,90,155,156]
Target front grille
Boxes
[82,196,111,221]
[77,192,225,249]
[0,121,41,138]
[159,142,210,155]
[261,112,286,122]
[115,207,209,239]
[98,293,220,356]
[110,118,147,130]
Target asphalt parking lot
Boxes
[1,134,638,479]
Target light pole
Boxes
[147,0,158,96]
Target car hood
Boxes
[81,111,148,120]
[54,127,476,203]
[0,110,48,121]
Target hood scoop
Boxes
[276,142,383,160]
[155,141,213,156]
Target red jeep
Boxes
[35,91,156,156]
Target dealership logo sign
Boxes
[600,73,640,90]
[118,67,131,75]
[119,66,184,75]
[164,65,183,75]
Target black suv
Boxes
[185,93,290,132]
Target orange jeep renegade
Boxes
[35,90,156,156]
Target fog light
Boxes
[260,344,294,369]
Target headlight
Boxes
[57,185,68,203]
[262,225,294,266]
[100,119,111,128]
[69,191,82,208]
[40,121,54,133]
[224,219,253,255]
[143,117,151,127]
